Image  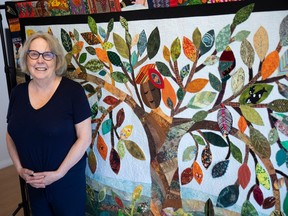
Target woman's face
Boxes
[27,37,57,81]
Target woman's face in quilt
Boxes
[27,37,57,81]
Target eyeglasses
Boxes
[27,50,56,61]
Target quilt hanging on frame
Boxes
[14,1,288,215]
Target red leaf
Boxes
[116,108,125,128]
[110,148,121,174]
[253,185,264,206]
[103,95,119,105]
[115,196,124,208]
[238,163,251,189]
[148,68,164,89]
[181,167,193,185]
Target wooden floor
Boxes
[0,165,24,216]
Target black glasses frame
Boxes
[27,50,56,61]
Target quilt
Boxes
[9,1,288,215]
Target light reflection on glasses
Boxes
[27,50,56,61]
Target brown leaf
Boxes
[262,196,276,209]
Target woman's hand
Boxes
[26,171,63,188]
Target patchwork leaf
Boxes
[238,163,251,189]
[240,39,255,68]
[171,37,181,61]
[230,142,242,164]
[97,134,108,160]
[102,119,112,135]
[204,198,214,216]
[261,51,280,80]
[183,36,197,62]
[113,33,129,59]
[147,27,160,59]
[186,78,208,93]
[110,148,121,174]
[253,185,264,206]
[212,160,229,178]
[162,78,177,109]
[98,187,106,202]
[250,127,271,159]
[202,132,228,147]
[181,167,193,185]
[201,145,212,169]
[215,24,231,53]
[180,64,190,80]
[256,163,271,190]
[148,68,164,89]
[216,184,239,208]
[262,196,276,209]
[88,149,97,173]
[240,105,264,126]
[231,67,245,95]
[182,146,196,162]
[137,30,147,57]
[123,140,146,160]
[267,99,288,112]
[192,161,203,184]
[120,125,133,139]
[241,200,258,216]
[187,91,217,109]
[218,46,236,82]
[209,73,222,92]
[217,106,233,135]
[253,26,268,62]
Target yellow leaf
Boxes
[132,185,142,201]
[120,125,133,139]
[261,50,280,80]
[163,45,170,62]
[95,48,109,63]
[256,163,270,190]
[253,26,268,62]
[186,78,208,93]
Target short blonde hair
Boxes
[19,32,67,76]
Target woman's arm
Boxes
[29,117,92,187]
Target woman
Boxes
[6,32,92,216]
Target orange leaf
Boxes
[97,134,108,160]
[183,36,197,62]
[95,48,109,63]
[238,116,247,133]
[192,161,203,184]
[238,163,251,189]
[135,64,155,84]
[163,45,170,62]
[71,41,84,55]
[261,50,280,80]
[162,78,177,109]
[186,78,208,93]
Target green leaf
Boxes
[233,30,250,42]
[231,3,254,29]
[156,61,172,77]
[193,27,201,49]
[84,59,104,72]
[137,30,147,57]
[171,37,181,61]
[268,128,279,144]
[188,91,217,109]
[284,192,288,216]
[86,46,96,55]
[231,67,245,95]
[98,187,106,202]
[202,132,228,147]
[250,126,271,159]
[107,51,123,67]
[102,119,112,135]
[215,24,231,52]
[240,105,264,126]
[230,141,242,163]
[123,140,146,160]
[239,84,273,105]
[147,27,160,59]
[117,140,126,159]
[107,18,114,33]
[111,72,129,83]
[191,110,208,122]
[241,200,258,216]
[212,160,229,178]
[192,134,205,145]
[61,28,72,52]
[209,73,222,92]
[256,163,271,190]
[88,16,97,34]
[276,148,286,166]
[279,15,288,47]
[113,33,129,59]
[204,199,214,216]
[120,16,128,31]
[267,99,288,112]
[177,88,185,101]
[182,146,196,162]
[281,140,288,150]
[79,53,87,64]
[216,184,239,208]
[240,39,255,68]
